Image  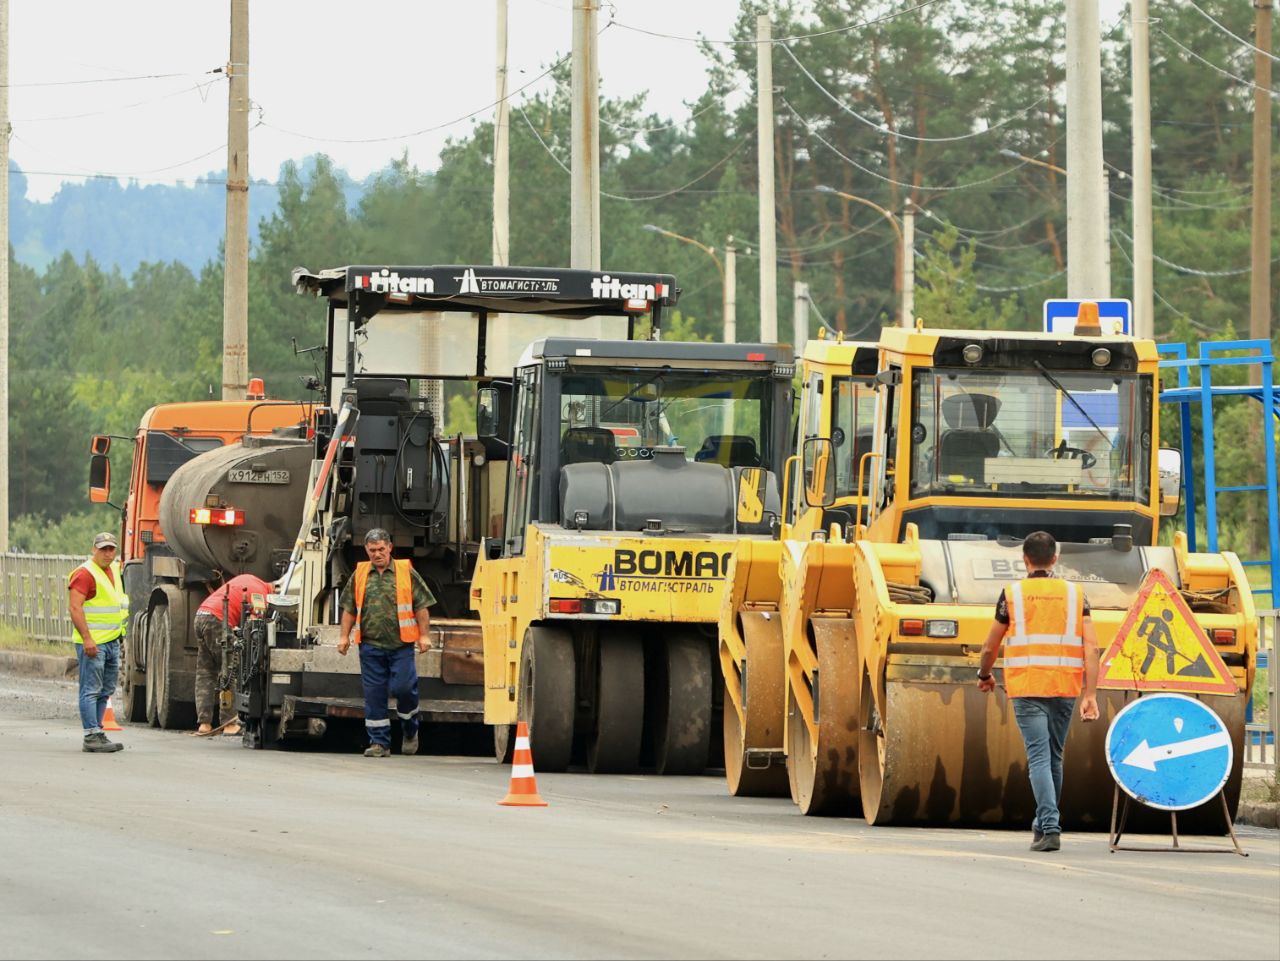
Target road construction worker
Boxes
[337,529,433,758]
[192,574,272,736]
[977,531,1101,851]
[67,532,128,753]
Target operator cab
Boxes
[489,337,794,558]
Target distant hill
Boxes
[8,156,371,274]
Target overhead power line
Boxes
[515,104,753,201]
[0,68,219,89]
[608,0,945,46]
[12,75,225,123]
[1181,0,1279,62]
[1156,28,1279,98]
[779,43,1047,144]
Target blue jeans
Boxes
[1012,696,1076,836]
[76,638,121,735]
[358,644,419,747]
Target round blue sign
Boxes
[1105,693,1233,811]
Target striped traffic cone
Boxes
[498,721,548,808]
[101,697,123,732]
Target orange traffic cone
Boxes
[498,721,548,807]
[101,697,123,732]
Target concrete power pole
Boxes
[793,281,810,347]
[756,14,778,343]
[1064,0,1109,299]
[1251,0,1273,373]
[221,0,250,401]
[493,0,510,267]
[724,238,737,344]
[0,0,8,551]
[901,204,915,328]
[1130,0,1154,339]
[570,0,600,270]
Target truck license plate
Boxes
[228,468,290,484]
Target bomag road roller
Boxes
[228,264,681,748]
[781,319,1257,828]
[470,338,793,774]
[718,333,878,800]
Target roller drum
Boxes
[158,438,313,580]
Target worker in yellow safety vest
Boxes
[67,531,130,753]
[337,528,434,758]
[977,530,1100,852]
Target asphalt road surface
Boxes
[2,674,1278,961]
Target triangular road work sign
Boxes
[1098,569,1237,695]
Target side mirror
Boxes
[91,434,111,455]
[476,388,499,439]
[803,437,836,508]
[89,452,111,504]
[1158,447,1182,517]
[735,468,767,526]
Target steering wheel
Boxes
[1044,439,1096,470]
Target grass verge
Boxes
[0,624,75,657]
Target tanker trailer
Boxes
[140,433,313,729]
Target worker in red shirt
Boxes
[192,574,271,736]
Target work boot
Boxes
[1030,833,1061,852]
[401,735,419,757]
[1032,827,1044,845]
[363,744,391,758]
[83,733,124,754]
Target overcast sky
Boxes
[10,1,1128,203]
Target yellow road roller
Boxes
[752,322,1257,827]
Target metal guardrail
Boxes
[0,552,82,644]
[1244,608,1278,778]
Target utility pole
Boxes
[1131,0,1154,339]
[793,281,810,347]
[221,0,249,401]
[570,0,600,270]
[1064,0,1109,298]
[756,14,778,343]
[901,203,915,328]
[724,237,737,344]
[493,0,510,266]
[1251,0,1273,379]
[0,0,9,551]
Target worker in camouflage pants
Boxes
[192,574,271,735]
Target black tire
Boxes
[493,724,515,764]
[587,633,645,774]
[653,633,713,775]
[517,625,576,772]
[122,612,149,724]
[149,606,196,731]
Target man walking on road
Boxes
[977,531,1101,851]
[67,532,129,753]
[192,574,272,736]
[337,529,433,758]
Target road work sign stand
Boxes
[1105,693,1246,857]
[1100,571,1246,855]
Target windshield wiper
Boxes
[600,366,670,419]
[1031,360,1115,449]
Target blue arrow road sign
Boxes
[1105,693,1234,811]
[1043,299,1132,335]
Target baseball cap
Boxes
[93,531,119,549]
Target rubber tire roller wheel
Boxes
[653,633,714,776]
[587,633,645,774]
[517,625,576,773]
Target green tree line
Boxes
[10,0,1276,557]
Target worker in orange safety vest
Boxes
[977,530,1100,852]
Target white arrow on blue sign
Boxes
[1105,693,1234,811]
[1043,299,1132,335]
